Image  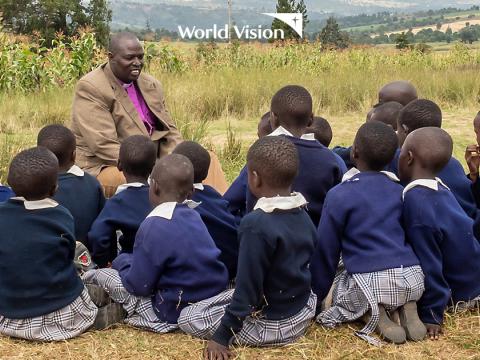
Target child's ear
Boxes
[402,124,410,134]
[252,170,262,188]
[71,150,76,163]
[407,150,414,166]
[307,113,314,127]
[49,183,58,197]
[270,111,280,130]
[351,144,359,160]
[186,187,194,200]
[117,159,123,172]
[153,180,161,196]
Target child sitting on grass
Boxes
[84,154,228,333]
[88,135,155,267]
[37,124,105,246]
[0,147,97,341]
[173,141,239,280]
[399,127,480,340]
[178,136,317,359]
[311,121,425,345]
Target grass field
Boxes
[0,42,480,358]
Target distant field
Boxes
[386,18,480,36]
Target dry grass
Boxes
[0,308,478,360]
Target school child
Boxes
[173,141,239,280]
[465,111,480,207]
[0,183,14,202]
[84,154,228,333]
[306,116,347,174]
[391,99,480,238]
[224,112,272,221]
[0,147,97,341]
[378,80,418,106]
[178,136,317,359]
[88,135,155,268]
[311,121,425,345]
[399,127,480,340]
[37,124,105,245]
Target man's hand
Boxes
[203,340,232,360]
[465,145,480,182]
[425,323,443,340]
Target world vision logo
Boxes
[178,12,303,41]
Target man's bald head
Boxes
[379,81,418,106]
[150,154,194,204]
[108,32,144,83]
[108,32,141,54]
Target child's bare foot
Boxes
[425,323,443,340]
[398,301,427,341]
[376,305,406,344]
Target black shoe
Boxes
[92,303,127,330]
[86,284,111,307]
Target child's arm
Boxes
[406,224,450,333]
[310,196,342,308]
[112,218,165,297]
[88,201,118,267]
[223,166,248,219]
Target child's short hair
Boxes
[119,135,156,178]
[354,121,398,171]
[306,117,332,147]
[37,124,76,168]
[151,154,194,200]
[258,111,273,138]
[7,147,58,199]
[369,101,403,130]
[173,141,211,183]
[247,136,299,189]
[271,85,313,128]
[398,99,442,131]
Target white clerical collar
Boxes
[402,178,450,200]
[115,182,146,195]
[341,167,400,183]
[11,197,58,210]
[67,165,84,177]
[254,192,308,213]
[147,200,200,220]
[193,183,204,191]
[269,126,316,141]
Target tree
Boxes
[395,32,411,49]
[445,27,453,43]
[318,17,350,50]
[0,0,111,47]
[271,0,309,40]
[459,26,478,44]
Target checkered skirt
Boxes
[82,269,178,333]
[317,265,424,345]
[0,288,97,341]
[178,289,317,347]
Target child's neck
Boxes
[154,194,186,207]
[124,174,148,185]
[58,162,74,173]
[409,168,437,182]
[280,126,305,138]
[355,161,377,173]
[257,186,292,198]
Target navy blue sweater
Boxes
[113,204,228,324]
[332,145,354,170]
[0,186,14,202]
[89,185,151,267]
[0,199,84,318]
[310,172,420,302]
[192,185,239,279]
[223,166,248,223]
[245,136,342,226]
[403,184,480,324]
[52,172,105,245]
[212,207,317,346]
[389,149,479,226]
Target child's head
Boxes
[397,99,442,147]
[398,127,453,184]
[173,141,210,184]
[368,101,403,131]
[7,147,58,200]
[258,111,273,138]
[37,124,76,171]
[305,117,333,147]
[247,136,299,199]
[149,154,194,206]
[352,121,398,172]
[473,111,480,146]
[378,81,418,106]
[118,135,156,180]
[270,85,313,137]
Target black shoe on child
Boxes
[92,303,127,330]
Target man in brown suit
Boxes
[71,32,227,196]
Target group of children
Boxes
[0,81,479,359]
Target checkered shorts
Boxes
[82,269,178,333]
[0,288,97,341]
[317,265,424,345]
[178,289,317,347]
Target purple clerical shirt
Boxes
[122,82,156,135]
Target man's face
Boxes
[109,38,144,83]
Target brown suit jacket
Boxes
[71,62,182,176]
